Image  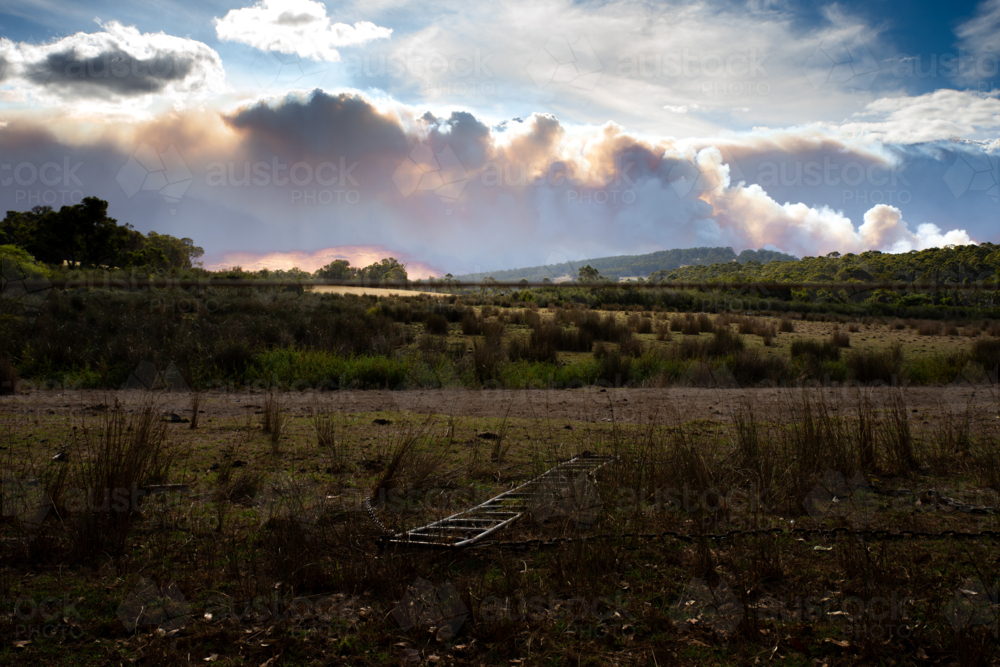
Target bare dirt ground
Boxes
[3,384,997,426]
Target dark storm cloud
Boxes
[27,48,196,96]
[224,90,409,160]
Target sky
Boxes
[0,0,997,278]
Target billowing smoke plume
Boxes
[0,89,981,275]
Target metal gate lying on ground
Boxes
[386,454,616,548]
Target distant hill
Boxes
[451,247,798,282]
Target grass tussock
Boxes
[845,342,904,384]
[62,399,173,561]
[971,338,1000,372]
[0,357,17,395]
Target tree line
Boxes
[0,198,203,271]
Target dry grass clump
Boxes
[677,327,745,359]
[262,390,286,452]
[845,342,904,384]
[0,357,17,395]
[779,318,795,333]
[790,339,841,362]
[830,330,851,348]
[190,391,202,430]
[671,312,716,335]
[61,399,173,561]
[461,312,484,335]
[655,321,672,341]
[370,417,456,515]
[626,313,654,334]
[423,313,449,335]
[971,338,1000,372]
[917,320,942,336]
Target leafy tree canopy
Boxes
[0,198,203,270]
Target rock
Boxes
[372,418,392,425]
[477,432,500,440]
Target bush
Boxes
[790,339,841,362]
[846,343,904,384]
[461,313,483,335]
[729,348,789,386]
[423,313,449,335]
[677,327,745,359]
[830,330,851,348]
[779,318,795,333]
[0,357,18,395]
[596,349,632,386]
[971,338,1000,373]
[917,320,941,336]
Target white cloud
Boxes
[215,0,392,61]
[355,0,891,138]
[824,89,1000,143]
[956,0,1000,82]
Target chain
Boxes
[363,497,395,536]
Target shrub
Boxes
[619,335,643,358]
[423,313,449,335]
[596,349,632,386]
[846,343,904,384]
[971,338,1000,373]
[790,339,841,362]
[678,327,745,358]
[730,348,789,386]
[461,313,483,335]
[0,357,17,395]
[655,322,672,341]
[779,318,795,333]
[917,320,941,336]
[830,330,851,348]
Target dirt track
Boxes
[3,384,997,425]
